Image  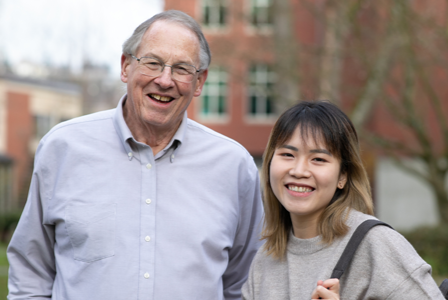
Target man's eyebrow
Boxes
[141,53,193,65]
[310,149,332,156]
[279,145,298,151]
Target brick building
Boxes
[165,0,283,160]
[0,74,82,211]
[163,0,448,231]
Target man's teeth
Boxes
[288,186,313,192]
[150,94,172,102]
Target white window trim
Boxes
[199,66,229,122]
[246,64,277,121]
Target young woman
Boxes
[242,101,444,300]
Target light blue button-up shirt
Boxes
[7,95,264,300]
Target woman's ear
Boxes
[337,173,347,189]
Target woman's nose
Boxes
[289,160,311,178]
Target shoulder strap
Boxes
[440,279,448,299]
[330,219,393,279]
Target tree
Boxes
[363,1,448,223]
[271,0,448,223]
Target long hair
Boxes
[122,10,211,70]
[261,101,374,259]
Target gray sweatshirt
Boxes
[242,210,444,299]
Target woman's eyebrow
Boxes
[279,145,298,151]
[310,149,332,156]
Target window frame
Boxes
[201,0,228,29]
[248,0,273,30]
[200,66,228,121]
[246,63,277,121]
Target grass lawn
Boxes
[0,243,8,299]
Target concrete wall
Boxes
[375,157,440,232]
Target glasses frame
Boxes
[130,54,201,83]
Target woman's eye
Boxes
[313,157,326,162]
[280,153,293,157]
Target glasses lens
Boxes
[172,64,196,83]
[137,57,197,83]
[139,58,163,76]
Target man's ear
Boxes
[338,173,347,189]
[121,54,131,83]
[193,69,208,97]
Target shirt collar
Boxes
[113,94,187,160]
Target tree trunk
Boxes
[431,178,448,224]
[272,0,301,114]
[318,2,346,104]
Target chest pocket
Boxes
[65,203,116,262]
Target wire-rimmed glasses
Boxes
[130,54,200,83]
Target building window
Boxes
[201,66,227,118]
[202,0,227,28]
[34,115,52,140]
[248,64,275,118]
[250,0,272,27]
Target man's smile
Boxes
[148,93,174,103]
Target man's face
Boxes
[121,21,207,133]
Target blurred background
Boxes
[1,0,448,296]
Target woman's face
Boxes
[269,126,347,226]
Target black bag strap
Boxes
[330,219,393,279]
[330,219,448,299]
[440,279,448,298]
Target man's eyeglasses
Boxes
[130,54,200,83]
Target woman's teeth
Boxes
[288,185,313,192]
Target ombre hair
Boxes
[261,101,374,259]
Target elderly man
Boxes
[7,10,263,300]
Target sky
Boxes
[0,0,163,78]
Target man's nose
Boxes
[155,66,175,88]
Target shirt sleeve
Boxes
[222,157,264,300]
[385,262,445,300]
[7,150,56,299]
[352,224,445,300]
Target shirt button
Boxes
[145,236,151,242]
[128,152,133,157]
[146,163,152,169]
[145,199,151,204]
[144,273,150,279]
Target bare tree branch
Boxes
[272,0,301,113]
[350,1,405,129]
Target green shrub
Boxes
[402,224,448,277]
[0,212,22,243]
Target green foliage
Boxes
[0,276,7,299]
[0,212,22,243]
[0,243,8,298]
[0,243,8,266]
[403,224,448,277]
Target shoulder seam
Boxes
[186,121,252,155]
[42,113,113,142]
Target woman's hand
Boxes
[311,279,340,300]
